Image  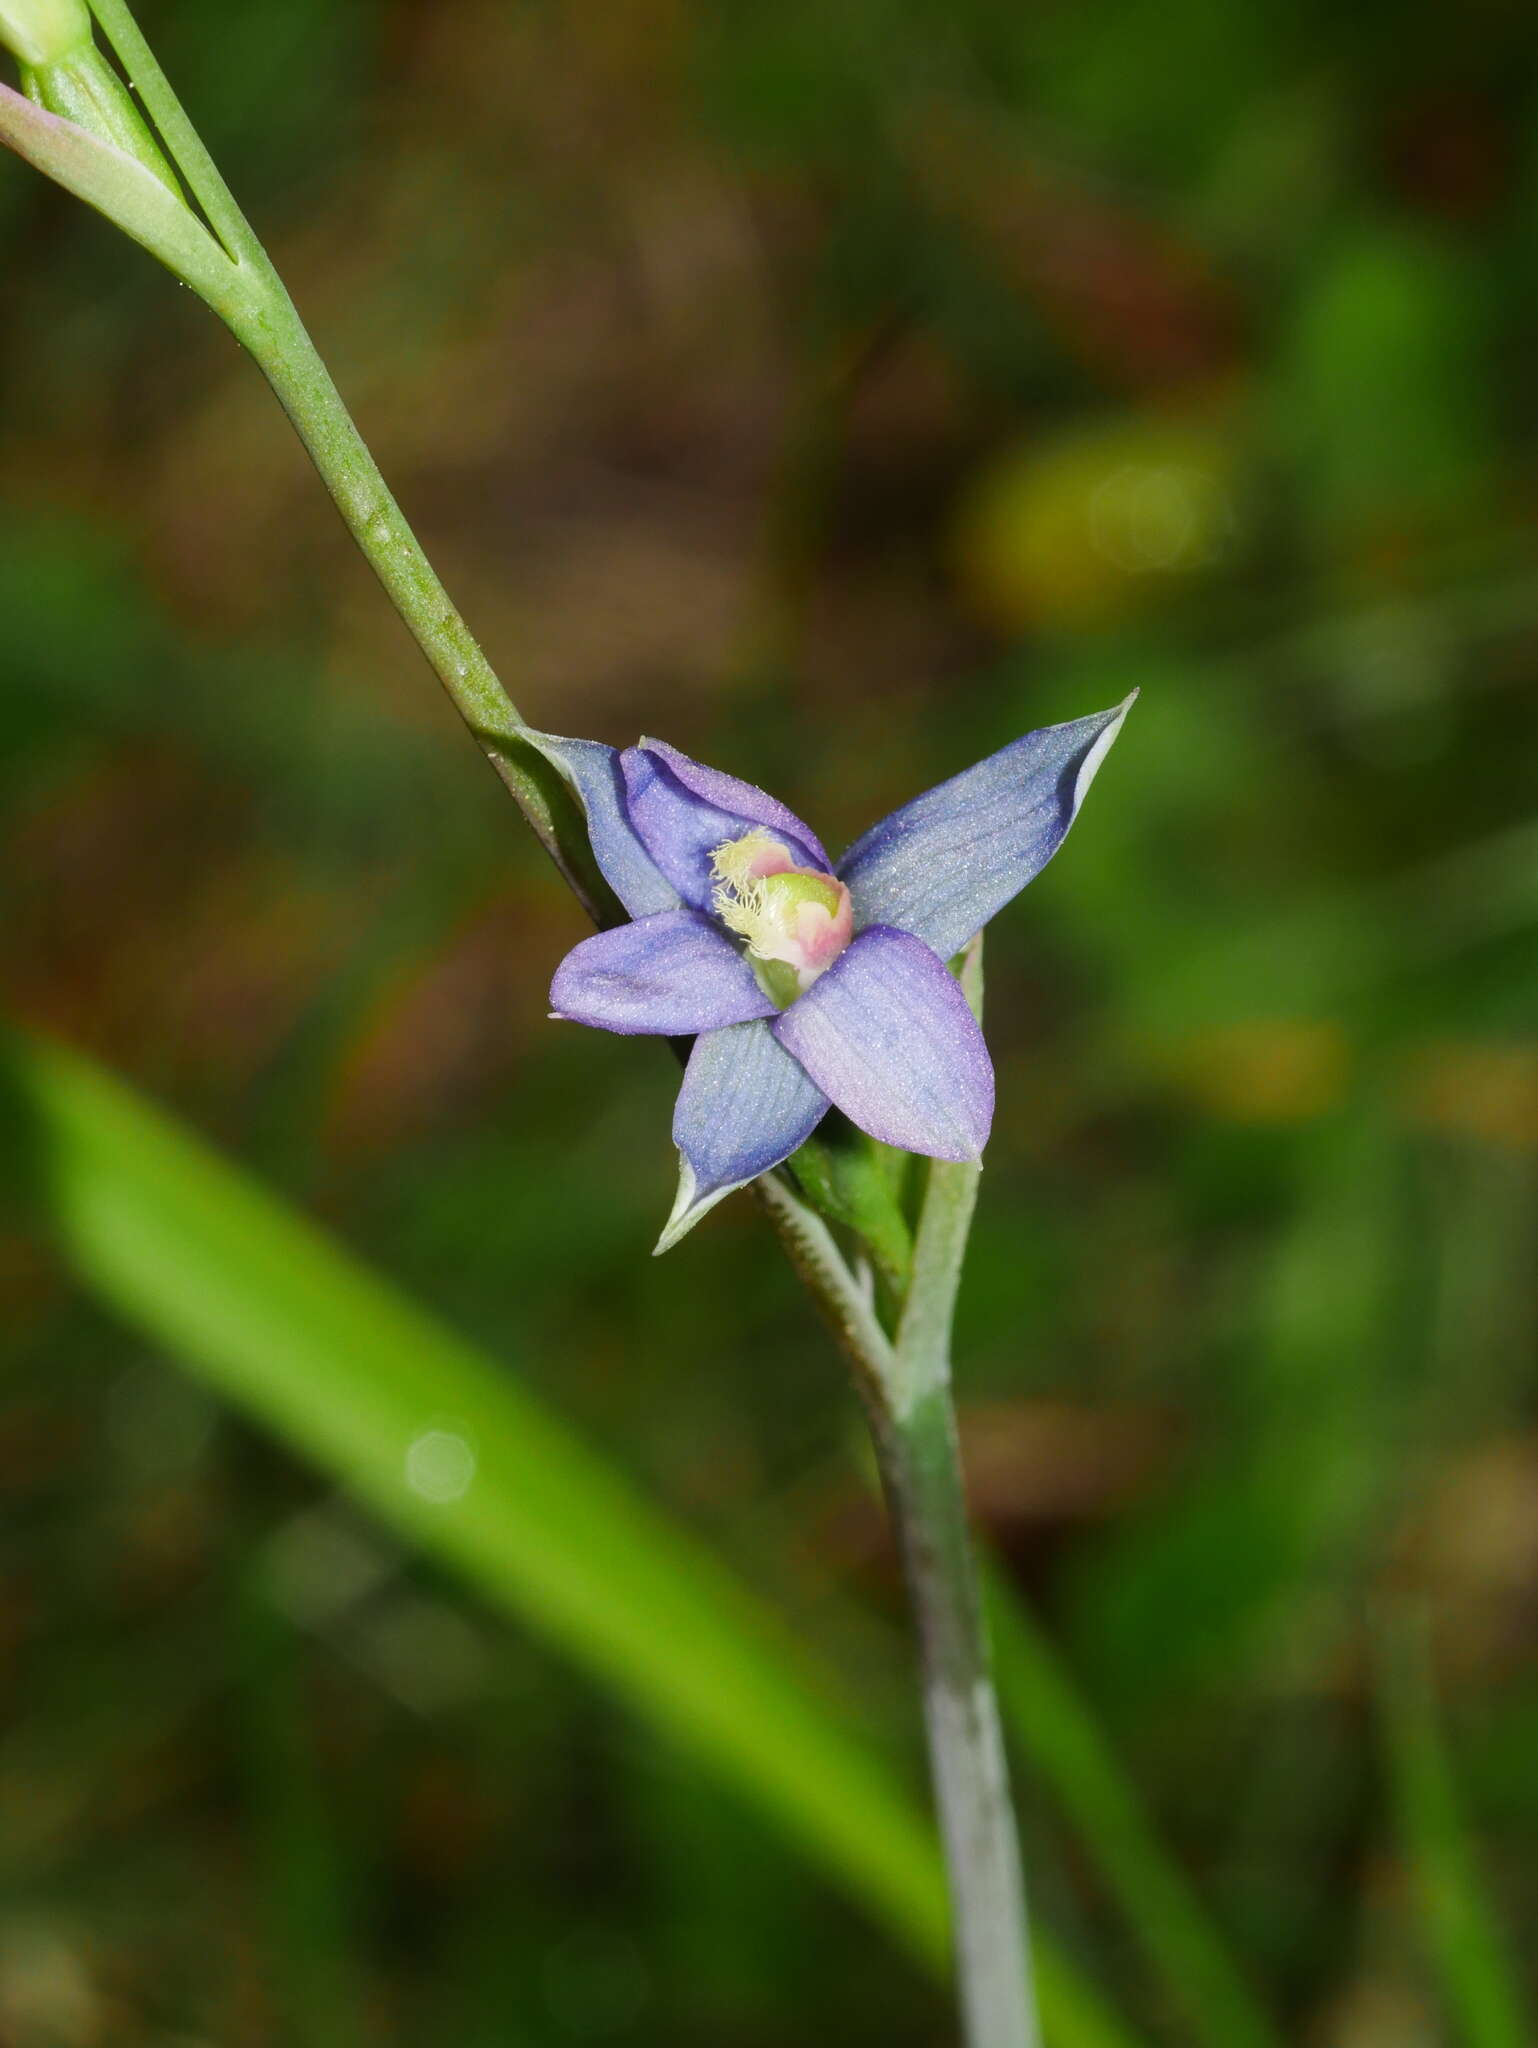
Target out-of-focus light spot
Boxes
[1091,461,1216,572]
[1174,1019,1350,1124]
[405,1425,476,1504]
[262,1505,394,1626]
[543,1926,649,2038]
[353,1596,489,1713]
[952,412,1239,631]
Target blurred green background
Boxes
[4,0,1538,2041]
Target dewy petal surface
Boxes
[550,910,775,1035]
[523,731,682,919]
[657,1018,829,1253]
[836,693,1135,961]
[772,926,993,1161]
[621,741,828,910]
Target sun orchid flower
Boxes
[532,695,1134,1252]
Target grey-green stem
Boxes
[888,1154,1039,2048]
[765,947,1039,2048]
[764,1150,1039,2048]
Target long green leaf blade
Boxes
[0,1026,1140,2048]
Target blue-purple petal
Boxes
[772,927,992,1160]
[523,730,681,919]
[656,1018,829,1252]
[621,740,829,910]
[550,910,775,1035]
[836,693,1135,960]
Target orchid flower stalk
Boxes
[0,9,1137,2043]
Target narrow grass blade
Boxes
[234,1583,368,2048]
[1378,1608,1532,2048]
[0,1027,1141,2048]
[985,1561,1283,2048]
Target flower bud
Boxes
[2,1,179,195]
[0,0,89,68]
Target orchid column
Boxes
[0,7,1135,2042]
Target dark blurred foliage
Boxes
[4,0,1538,2040]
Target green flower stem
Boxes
[85,0,260,261]
[768,1149,1040,2048]
[885,1153,1039,2048]
[220,282,610,923]
[886,940,1037,2048]
[756,1170,902,1428]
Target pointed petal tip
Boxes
[652,1160,737,1255]
[1072,689,1137,811]
[836,692,1138,961]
